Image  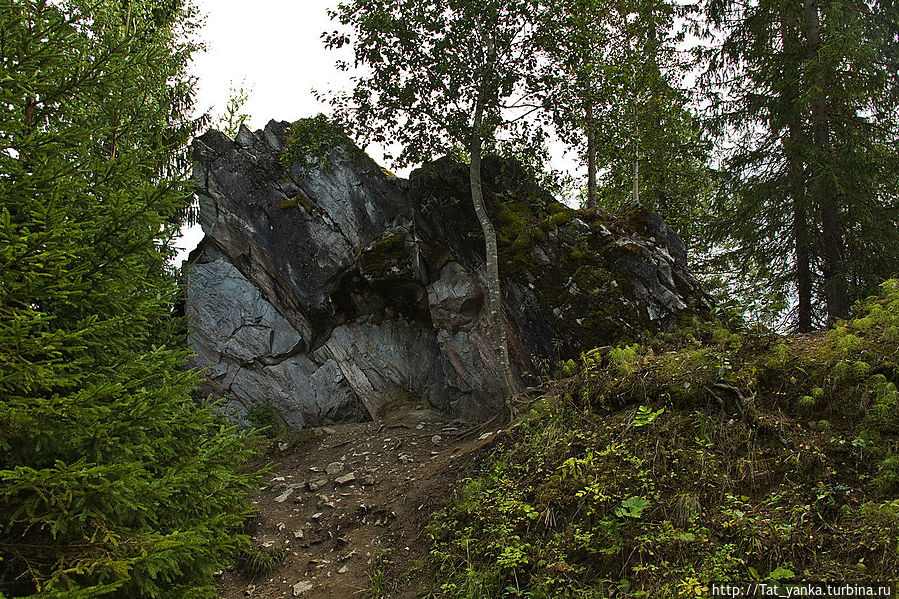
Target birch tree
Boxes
[324,0,548,408]
[539,0,712,244]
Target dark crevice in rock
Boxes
[248,339,307,369]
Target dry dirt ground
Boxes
[217,404,501,599]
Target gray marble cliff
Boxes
[185,121,711,427]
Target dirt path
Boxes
[218,404,498,599]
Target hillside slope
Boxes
[423,281,899,597]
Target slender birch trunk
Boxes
[470,98,516,407]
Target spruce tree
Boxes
[0,1,257,596]
[704,0,899,328]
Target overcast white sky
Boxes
[175,0,347,262]
[175,0,581,263]
[190,0,348,133]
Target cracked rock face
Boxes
[186,121,711,427]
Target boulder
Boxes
[185,120,711,426]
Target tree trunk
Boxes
[469,107,516,407]
[625,11,639,205]
[804,0,846,323]
[632,113,640,204]
[782,15,813,332]
[631,78,639,203]
[586,103,597,211]
[579,0,598,211]
[794,190,813,332]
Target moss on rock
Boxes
[358,231,409,280]
[280,192,315,213]
[405,153,708,367]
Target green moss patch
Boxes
[280,192,316,213]
[358,231,410,280]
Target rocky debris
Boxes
[307,478,328,492]
[187,121,711,426]
[273,488,294,503]
[334,472,356,485]
[325,462,344,476]
[292,581,313,596]
[218,407,486,598]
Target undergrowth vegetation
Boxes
[425,280,899,597]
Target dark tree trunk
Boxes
[586,104,597,211]
[804,0,846,323]
[794,192,813,332]
[782,15,813,332]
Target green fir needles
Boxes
[0,1,259,597]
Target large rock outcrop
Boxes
[185,121,711,427]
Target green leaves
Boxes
[633,405,665,427]
[768,566,795,580]
[282,114,352,177]
[536,0,713,225]
[615,496,651,519]
[324,0,549,164]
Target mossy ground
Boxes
[424,281,899,597]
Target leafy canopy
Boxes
[323,0,549,162]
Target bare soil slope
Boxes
[218,404,498,598]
